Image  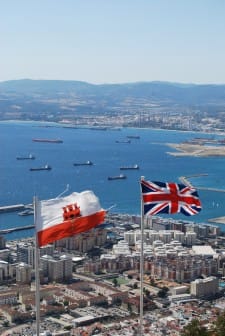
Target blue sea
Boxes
[0,121,225,240]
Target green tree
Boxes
[181,319,211,336]
[214,311,225,336]
[133,282,138,289]
[112,278,118,287]
[157,287,169,298]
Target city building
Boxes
[16,262,32,284]
[190,276,219,298]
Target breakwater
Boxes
[0,204,25,213]
[0,225,35,235]
[179,174,225,193]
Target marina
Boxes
[18,209,34,216]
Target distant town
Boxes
[1,80,225,135]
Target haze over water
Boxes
[1,121,225,240]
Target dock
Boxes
[179,175,225,193]
[0,204,25,213]
[0,225,35,234]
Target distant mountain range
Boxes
[0,79,225,123]
[0,79,225,104]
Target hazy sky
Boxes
[1,0,225,84]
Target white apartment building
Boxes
[185,232,197,246]
[16,262,32,284]
[124,231,135,245]
[0,260,8,281]
[16,243,35,268]
[190,276,219,298]
[40,254,72,282]
[112,240,131,256]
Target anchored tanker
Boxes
[32,138,63,143]
[120,164,139,170]
[16,154,35,160]
[30,165,52,171]
[108,174,127,180]
[73,161,93,166]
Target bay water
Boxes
[0,121,225,240]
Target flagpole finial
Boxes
[141,176,145,181]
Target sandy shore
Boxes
[208,217,225,224]
[166,143,225,157]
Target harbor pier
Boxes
[0,204,25,213]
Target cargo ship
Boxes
[73,161,93,166]
[30,165,52,171]
[32,138,63,143]
[108,174,127,180]
[115,140,131,144]
[120,164,139,170]
[126,135,140,139]
[17,154,35,160]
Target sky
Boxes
[1,0,225,84]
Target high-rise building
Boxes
[190,276,219,298]
[16,262,32,284]
[0,236,6,249]
[16,243,35,268]
[0,261,8,281]
[40,254,72,282]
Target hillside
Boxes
[0,79,225,129]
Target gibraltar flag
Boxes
[36,191,106,247]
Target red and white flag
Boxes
[36,191,106,247]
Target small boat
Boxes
[18,209,34,216]
[32,138,63,143]
[108,174,127,180]
[16,154,35,160]
[126,135,140,139]
[30,165,52,171]
[73,161,93,166]
[115,140,131,144]
[120,164,139,170]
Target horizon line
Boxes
[1,78,225,86]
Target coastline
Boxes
[166,142,225,157]
[1,120,225,137]
[208,216,225,225]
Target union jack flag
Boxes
[141,180,201,216]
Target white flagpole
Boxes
[34,196,40,336]
[140,176,145,336]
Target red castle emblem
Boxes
[63,203,81,221]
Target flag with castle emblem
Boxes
[36,191,106,247]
